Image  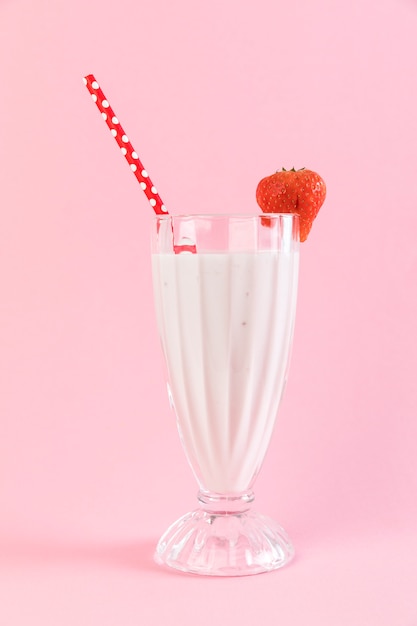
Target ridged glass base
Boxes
[154,509,294,576]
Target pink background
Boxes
[1,0,417,623]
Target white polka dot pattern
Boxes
[83,73,169,215]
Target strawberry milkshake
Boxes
[82,76,326,575]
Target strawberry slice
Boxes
[256,167,326,242]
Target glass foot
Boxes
[154,509,294,576]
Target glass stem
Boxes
[197,490,255,515]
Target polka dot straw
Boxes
[83,74,168,215]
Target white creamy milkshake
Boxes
[152,249,299,495]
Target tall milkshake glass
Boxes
[152,214,299,576]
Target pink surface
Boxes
[1,0,417,623]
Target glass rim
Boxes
[153,213,300,220]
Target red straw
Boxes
[83,74,168,215]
